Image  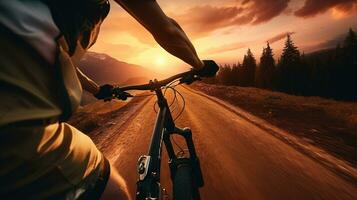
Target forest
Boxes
[205,29,357,101]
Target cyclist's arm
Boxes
[114,0,204,69]
[76,67,100,94]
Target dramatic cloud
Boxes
[175,0,290,37]
[175,5,243,37]
[267,31,296,44]
[101,1,292,45]
[241,0,291,24]
[101,0,355,44]
[295,0,357,17]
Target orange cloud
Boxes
[101,0,357,48]
[242,0,291,24]
[175,5,243,38]
[295,0,357,17]
[102,1,291,45]
[175,0,290,37]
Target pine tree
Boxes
[257,42,275,89]
[280,34,300,64]
[340,28,357,99]
[217,64,233,85]
[344,28,357,48]
[231,62,240,85]
[242,49,257,86]
[277,34,302,93]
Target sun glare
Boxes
[155,56,166,67]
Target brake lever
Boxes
[112,87,133,100]
[179,73,202,85]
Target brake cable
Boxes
[165,83,189,157]
[117,79,189,156]
[173,87,186,121]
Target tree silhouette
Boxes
[344,28,357,48]
[257,42,275,89]
[231,62,241,85]
[208,28,357,101]
[340,28,357,99]
[281,34,300,63]
[217,64,233,85]
[241,49,256,86]
[277,34,302,93]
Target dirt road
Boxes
[90,86,357,200]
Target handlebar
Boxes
[112,70,198,100]
[112,60,219,100]
[118,70,196,92]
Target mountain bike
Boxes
[113,64,218,200]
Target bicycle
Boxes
[112,63,218,200]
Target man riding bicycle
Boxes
[0,0,217,199]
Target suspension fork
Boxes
[157,88,204,188]
[164,127,204,189]
[157,87,205,187]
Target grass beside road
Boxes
[190,82,357,165]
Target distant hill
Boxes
[78,52,160,85]
[305,48,336,61]
[78,52,161,105]
[120,76,150,86]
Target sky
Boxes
[91,0,357,74]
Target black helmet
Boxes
[44,0,110,55]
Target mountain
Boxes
[78,52,161,105]
[304,48,336,61]
[120,76,150,86]
[78,52,160,85]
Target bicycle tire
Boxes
[173,163,192,200]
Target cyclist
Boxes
[0,0,216,199]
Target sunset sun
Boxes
[155,56,167,67]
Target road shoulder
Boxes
[185,84,357,184]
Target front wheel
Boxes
[173,161,192,200]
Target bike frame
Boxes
[135,86,203,200]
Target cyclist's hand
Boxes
[196,60,219,77]
[94,84,114,101]
[180,72,200,85]
[112,87,133,101]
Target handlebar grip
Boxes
[197,60,219,77]
[112,87,133,100]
